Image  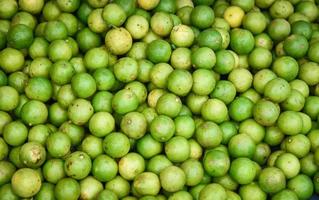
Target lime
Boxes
[269,0,294,19]
[230,28,255,55]
[243,11,267,34]
[0,48,25,73]
[190,5,215,29]
[272,189,298,200]
[11,168,42,198]
[195,121,223,148]
[150,12,173,37]
[197,28,222,51]
[224,6,244,28]
[167,69,193,96]
[170,24,195,47]
[199,183,227,200]
[102,3,126,27]
[191,47,216,69]
[287,174,314,200]
[203,149,230,177]
[239,182,267,200]
[146,39,172,64]
[125,15,149,40]
[268,19,291,41]
[283,34,309,59]
[228,133,256,158]
[298,62,319,86]
[259,167,286,194]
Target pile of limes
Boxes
[0,0,319,199]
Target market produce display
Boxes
[0,0,319,199]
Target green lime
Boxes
[299,62,319,86]
[283,34,309,59]
[197,28,222,51]
[272,189,298,200]
[112,89,139,114]
[76,28,102,52]
[284,134,311,158]
[165,136,190,162]
[195,121,223,149]
[190,5,215,29]
[42,159,65,184]
[21,100,48,126]
[230,28,255,55]
[275,152,300,179]
[146,39,172,64]
[55,178,80,200]
[159,166,186,192]
[239,119,265,143]
[88,8,108,33]
[229,97,254,122]
[136,134,162,159]
[253,143,271,165]
[113,57,138,83]
[64,151,91,180]
[228,68,253,93]
[0,48,25,73]
[198,183,227,200]
[253,99,280,126]
[11,168,42,198]
[48,39,73,62]
[0,0,18,19]
[121,112,147,139]
[102,3,127,27]
[167,69,193,96]
[56,0,80,12]
[239,182,267,200]
[228,133,256,158]
[170,24,194,47]
[296,1,318,22]
[287,174,314,200]
[19,142,46,168]
[255,33,273,50]
[150,63,173,88]
[243,11,267,34]
[71,72,96,98]
[84,47,108,71]
[0,86,19,111]
[259,167,286,194]
[269,0,294,19]
[192,69,215,96]
[201,99,228,123]
[203,149,230,177]
[191,47,216,69]
[176,6,193,25]
[248,47,272,70]
[150,12,173,37]
[92,154,118,182]
[214,50,235,75]
[308,41,319,63]
[210,80,236,105]
[34,182,55,200]
[105,28,132,56]
[103,132,130,158]
[150,115,175,142]
[125,15,149,40]
[7,24,33,49]
[170,48,192,70]
[268,20,291,43]
[133,172,160,196]
[277,111,303,135]
[68,99,94,125]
